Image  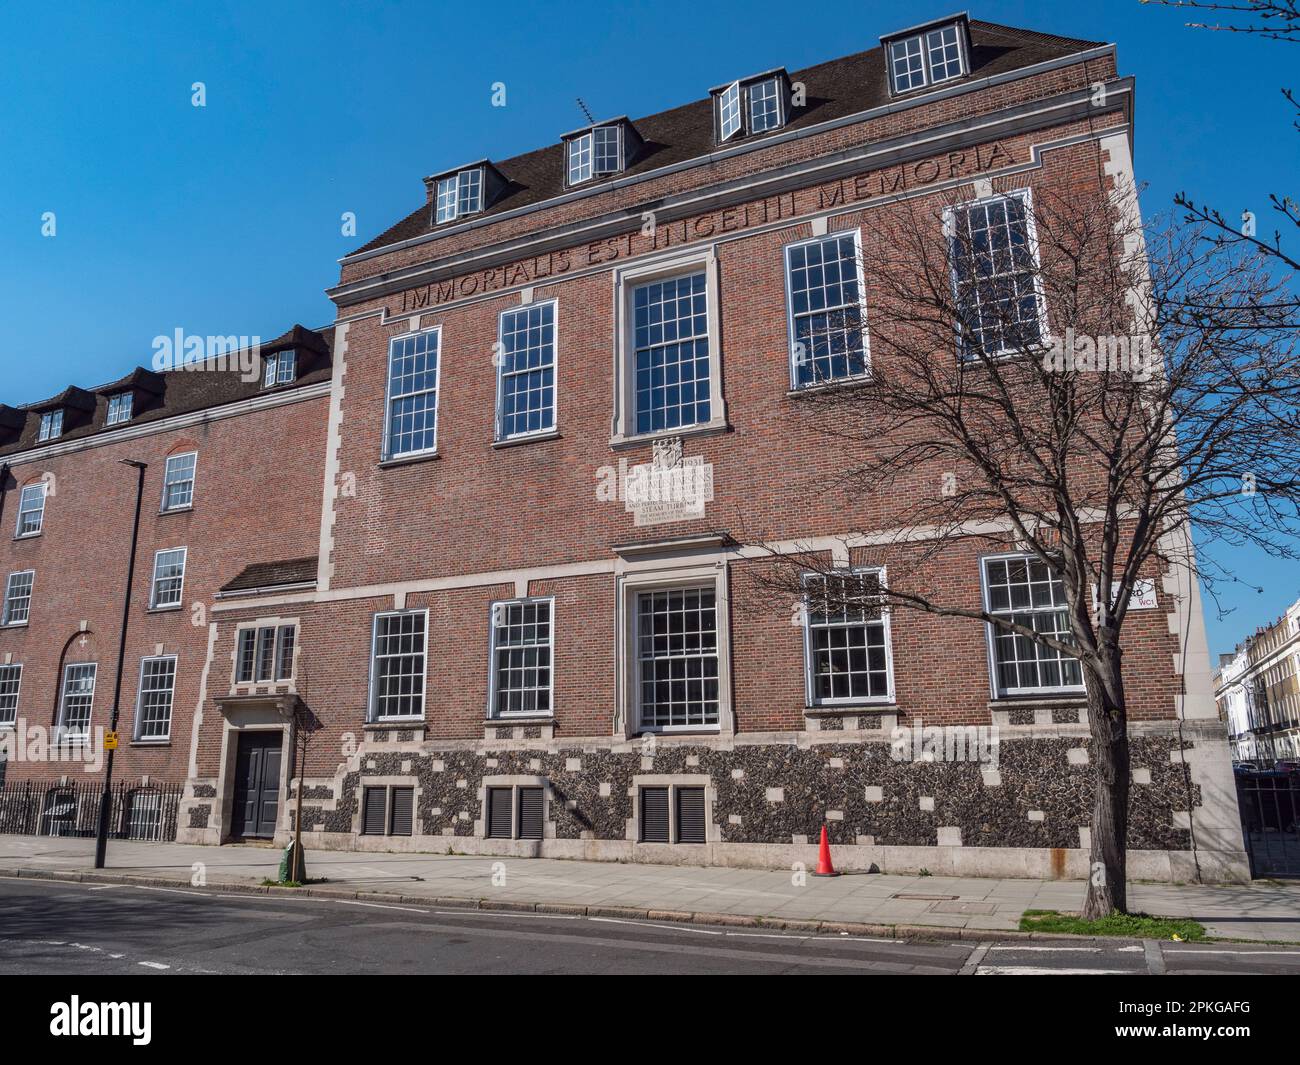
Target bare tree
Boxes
[745,168,1299,917]
[1147,1,1300,270]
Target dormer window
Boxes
[714,71,790,144]
[263,349,296,388]
[106,392,133,426]
[435,168,484,224]
[885,19,967,95]
[38,410,62,441]
[567,125,623,185]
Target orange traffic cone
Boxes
[812,824,840,877]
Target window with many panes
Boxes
[785,232,869,387]
[982,555,1083,696]
[636,588,719,730]
[134,656,176,740]
[888,22,965,94]
[0,664,20,726]
[435,168,483,224]
[106,392,133,425]
[369,611,427,721]
[489,599,552,717]
[632,273,711,435]
[150,548,187,609]
[803,571,892,705]
[384,328,440,459]
[235,624,296,684]
[496,302,556,440]
[161,452,197,511]
[58,662,97,738]
[15,483,46,537]
[947,191,1045,359]
[38,410,62,442]
[567,125,622,185]
[2,570,33,626]
[262,349,296,387]
[717,75,785,142]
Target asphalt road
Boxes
[3,877,1300,976]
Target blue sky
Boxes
[0,1,1295,655]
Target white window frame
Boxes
[15,482,46,538]
[161,451,198,512]
[106,392,133,426]
[234,622,298,685]
[435,168,484,224]
[2,570,34,627]
[617,564,733,737]
[746,76,785,133]
[494,299,558,441]
[133,654,178,742]
[38,410,63,442]
[610,250,727,446]
[486,596,555,719]
[367,609,429,723]
[943,188,1050,361]
[783,228,872,390]
[887,22,967,95]
[263,349,296,387]
[566,125,624,186]
[382,325,442,461]
[149,547,187,610]
[718,81,742,141]
[801,567,896,707]
[980,552,1086,699]
[57,662,97,739]
[0,663,21,727]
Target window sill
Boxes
[147,605,183,615]
[0,622,29,630]
[12,532,41,542]
[492,429,560,450]
[379,451,440,470]
[988,694,1086,706]
[130,739,171,747]
[635,727,722,737]
[805,702,898,715]
[484,715,554,726]
[364,719,425,730]
[610,421,731,452]
[786,373,873,398]
[159,505,193,517]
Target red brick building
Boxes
[2,15,1247,879]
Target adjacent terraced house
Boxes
[0,14,1247,881]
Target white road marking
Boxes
[1166,948,1300,956]
[976,966,1133,975]
[988,946,1102,953]
[431,909,579,920]
[138,962,170,970]
[332,900,429,914]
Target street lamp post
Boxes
[94,458,148,870]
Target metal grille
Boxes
[676,787,706,843]
[389,787,414,836]
[640,787,670,843]
[361,787,387,835]
[0,779,181,841]
[1236,771,1300,878]
[487,787,513,839]
[518,787,544,840]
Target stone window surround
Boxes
[609,247,728,447]
[475,774,553,840]
[353,775,423,837]
[615,559,734,738]
[627,773,716,844]
[229,613,302,695]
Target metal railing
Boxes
[1235,770,1300,878]
[0,779,182,842]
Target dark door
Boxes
[231,732,282,840]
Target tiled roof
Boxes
[221,556,319,593]
[350,20,1105,257]
[0,325,335,460]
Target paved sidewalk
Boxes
[2,834,1297,941]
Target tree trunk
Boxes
[1082,647,1130,919]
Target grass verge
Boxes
[1018,908,1206,941]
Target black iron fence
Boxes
[0,779,182,842]
[1235,771,1300,878]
